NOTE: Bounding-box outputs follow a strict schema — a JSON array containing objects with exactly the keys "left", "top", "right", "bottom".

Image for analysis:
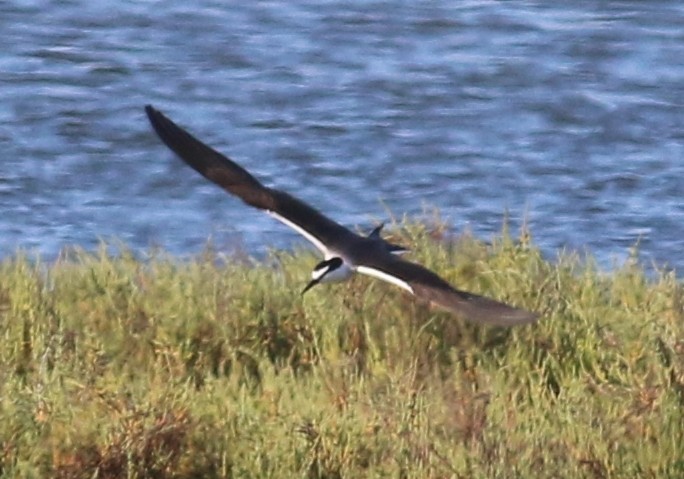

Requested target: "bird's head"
[{"left": 301, "top": 257, "right": 350, "bottom": 294}]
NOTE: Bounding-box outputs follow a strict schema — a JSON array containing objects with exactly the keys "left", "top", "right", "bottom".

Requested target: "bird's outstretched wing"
[
  {"left": 356, "top": 253, "right": 538, "bottom": 326},
  {"left": 145, "top": 105, "right": 357, "bottom": 255},
  {"left": 145, "top": 105, "right": 538, "bottom": 326}
]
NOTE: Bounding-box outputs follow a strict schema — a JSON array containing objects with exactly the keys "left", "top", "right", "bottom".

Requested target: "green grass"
[{"left": 0, "top": 219, "right": 683, "bottom": 478}]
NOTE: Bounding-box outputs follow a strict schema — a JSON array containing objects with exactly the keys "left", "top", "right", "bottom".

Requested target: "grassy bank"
[{"left": 0, "top": 221, "right": 682, "bottom": 478}]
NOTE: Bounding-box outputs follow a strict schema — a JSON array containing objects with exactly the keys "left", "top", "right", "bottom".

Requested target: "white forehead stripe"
[
  {"left": 311, "top": 266, "right": 329, "bottom": 280},
  {"left": 355, "top": 266, "right": 414, "bottom": 293}
]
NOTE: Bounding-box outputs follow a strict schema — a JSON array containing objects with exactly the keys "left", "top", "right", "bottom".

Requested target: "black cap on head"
[{"left": 301, "top": 257, "right": 344, "bottom": 295}]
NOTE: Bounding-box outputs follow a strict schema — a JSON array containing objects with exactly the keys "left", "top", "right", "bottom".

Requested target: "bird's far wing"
[
  {"left": 356, "top": 254, "right": 538, "bottom": 326},
  {"left": 145, "top": 105, "right": 357, "bottom": 255},
  {"left": 145, "top": 105, "right": 267, "bottom": 207}
]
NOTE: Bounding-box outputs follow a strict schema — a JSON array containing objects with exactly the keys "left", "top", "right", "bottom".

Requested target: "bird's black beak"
[{"left": 301, "top": 279, "right": 319, "bottom": 295}]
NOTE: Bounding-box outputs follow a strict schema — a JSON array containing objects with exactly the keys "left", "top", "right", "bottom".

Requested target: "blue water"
[{"left": 1, "top": 1, "right": 683, "bottom": 272}]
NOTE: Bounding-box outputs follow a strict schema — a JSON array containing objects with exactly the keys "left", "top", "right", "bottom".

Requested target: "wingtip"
[
  {"left": 144, "top": 104, "right": 159, "bottom": 121},
  {"left": 460, "top": 296, "right": 539, "bottom": 327},
  {"left": 498, "top": 308, "right": 539, "bottom": 326}
]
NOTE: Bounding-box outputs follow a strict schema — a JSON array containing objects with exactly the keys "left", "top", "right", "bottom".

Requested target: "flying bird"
[{"left": 145, "top": 105, "right": 538, "bottom": 326}]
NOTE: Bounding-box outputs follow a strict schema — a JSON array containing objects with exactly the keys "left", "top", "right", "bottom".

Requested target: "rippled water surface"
[{"left": 2, "top": 1, "right": 683, "bottom": 271}]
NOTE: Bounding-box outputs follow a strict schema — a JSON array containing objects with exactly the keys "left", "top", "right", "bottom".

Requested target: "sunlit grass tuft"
[{"left": 1, "top": 217, "right": 682, "bottom": 478}]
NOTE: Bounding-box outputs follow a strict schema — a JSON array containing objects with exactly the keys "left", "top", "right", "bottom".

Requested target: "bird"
[{"left": 144, "top": 105, "right": 538, "bottom": 326}]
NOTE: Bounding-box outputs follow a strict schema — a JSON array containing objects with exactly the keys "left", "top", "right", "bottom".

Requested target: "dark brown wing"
[
  {"left": 145, "top": 105, "right": 357, "bottom": 254},
  {"left": 357, "top": 251, "right": 538, "bottom": 326}
]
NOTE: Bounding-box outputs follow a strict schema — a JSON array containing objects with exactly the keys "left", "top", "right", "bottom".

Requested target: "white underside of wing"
[
  {"left": 267, "top": 210, "right": 330, "bottom": 257},
  {"left": 355, "top": 265, "right": 414, "bottom": 294}
]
